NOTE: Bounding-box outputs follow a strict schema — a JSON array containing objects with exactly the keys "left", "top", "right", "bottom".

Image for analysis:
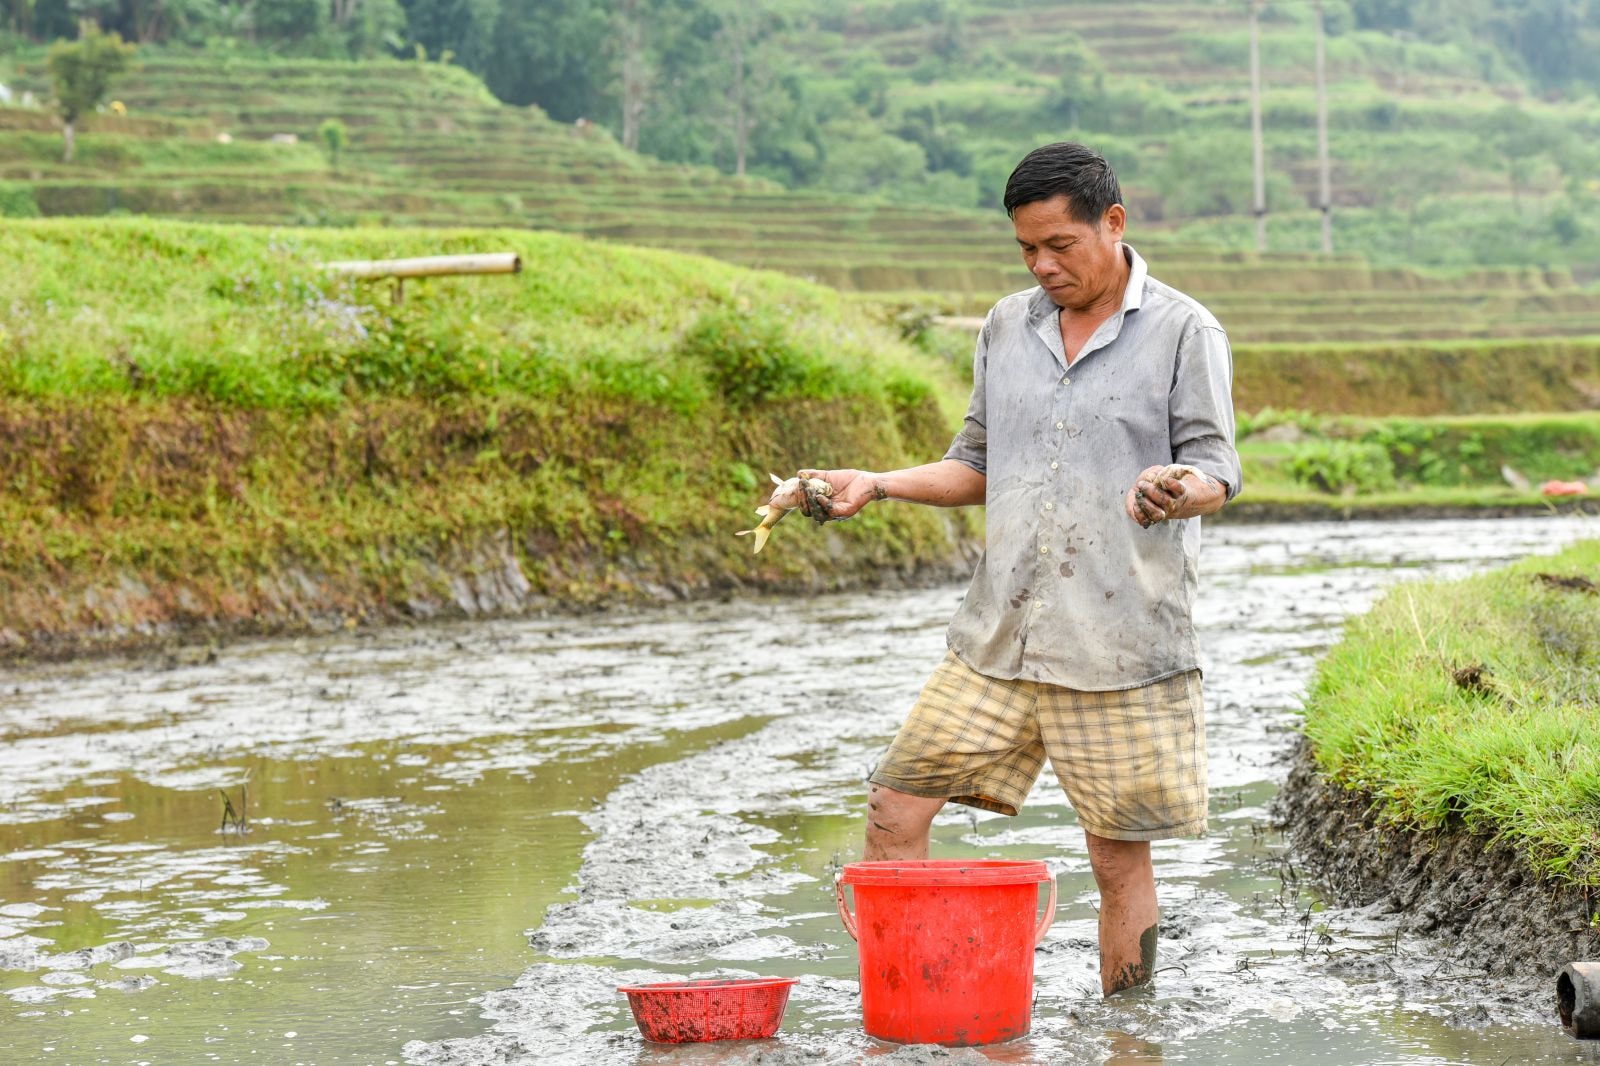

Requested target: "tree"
[
  {"left": 616, "top": 0, "right": 650, "bottom": 151},
  {"left": 1046, "top": 34, "right": 1106, "bottom": 130},
  {"left": 400, "top": 0, "right": 500, "bottom": 73},
  {"left": 319, "top": 117, "right": 348, "bottom": 169},
  {"left": 47, "top": 25, "right": 136, "bottom": 163},
  {"left": 614, "top": 0, "right": 720, "bottom": 160},
  {"left": 1478, "top": 104, "right": 1548, "bottom": 213},
  {"left": 339, "top": 0, "right": 408, "bottom": 57},
  {"left": 710, "top": 0, "right": 783, "bottom": 178},
  {"left": 4, "top": 0, "right": 36, "bottom": 35},
  {"left": 482, "top": 0, "right": 607, "bottom": 117}
]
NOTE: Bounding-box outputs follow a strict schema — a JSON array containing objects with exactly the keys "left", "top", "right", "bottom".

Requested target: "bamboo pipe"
[
  {"left": 1560, "top": 961, "right": 1600, "bottom": 1039},
  {"left": 320, "top": 252, "right": 521, "bottom": 279}
]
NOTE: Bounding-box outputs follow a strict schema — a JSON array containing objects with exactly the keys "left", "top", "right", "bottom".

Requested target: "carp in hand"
[{"left": 736, "top": 473, "right": 833, "bottom": 554}]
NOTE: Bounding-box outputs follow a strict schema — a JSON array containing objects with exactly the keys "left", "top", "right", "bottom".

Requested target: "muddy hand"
[
  {"left": 797, "top": 468, "right": 876, "bottom": 523},
  {"left": 800, "top": 477, "right": 833, "bottom": 525},
  {"left": 1127, "top": 465, "right": 1187, "bottom": 528}
]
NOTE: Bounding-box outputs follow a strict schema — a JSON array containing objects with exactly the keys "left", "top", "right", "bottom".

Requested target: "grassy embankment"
[
  {"left": 1300, "top": 539, "right": 1600, "bottom": 890},
  {"left": 1231, "top": 407, "right": 1600, "bottom": 516},
  {"left": 0, "top": 217, "right": 977, "bottom": 653}
]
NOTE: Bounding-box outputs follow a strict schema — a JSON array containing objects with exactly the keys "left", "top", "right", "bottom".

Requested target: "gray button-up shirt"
[{"left": 943, "top": 244, "right": 1242, "bottom": 691}]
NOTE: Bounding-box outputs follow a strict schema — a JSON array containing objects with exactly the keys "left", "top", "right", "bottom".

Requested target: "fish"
[
  {"left": 736, "top": 473, "right": 833, "bottom": 554},
  {"left": 1156, "top": 463, "right": 1207, "bottom": 487}
]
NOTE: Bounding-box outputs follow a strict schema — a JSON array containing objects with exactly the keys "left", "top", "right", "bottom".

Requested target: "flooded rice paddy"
[{"left": 3, "top": 516, "right": 1599, "bottom": 1065}]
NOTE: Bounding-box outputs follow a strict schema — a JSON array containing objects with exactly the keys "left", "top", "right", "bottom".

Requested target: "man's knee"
[
  {"left": 864, "top": 784, "right": 941, "bottom": 851},
  {"left": 1085, "top": 832, "right": 1153, "bottom": 890}
]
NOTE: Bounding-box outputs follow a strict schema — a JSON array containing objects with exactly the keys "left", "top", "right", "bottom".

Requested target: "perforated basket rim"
[{"left": 616, "top": 976, "right": 799, "bottom": 995}]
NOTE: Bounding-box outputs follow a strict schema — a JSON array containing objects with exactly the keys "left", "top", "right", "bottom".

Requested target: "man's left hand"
[
  {"left": 1127, "top": 466, "right": 1184, "bottom": 528},
  {"left": 1125, "top": 465, "right": 1224, "bottom": 528}
]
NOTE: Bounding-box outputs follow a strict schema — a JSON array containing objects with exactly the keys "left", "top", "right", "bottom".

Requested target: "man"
[{"left": 801, "top": 142, "right": 1241, "bottom": 996}]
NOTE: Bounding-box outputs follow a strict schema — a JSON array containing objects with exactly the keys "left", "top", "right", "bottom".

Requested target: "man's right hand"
[{"left": 797, "top": 468, "right": 883, "bottom": 522}]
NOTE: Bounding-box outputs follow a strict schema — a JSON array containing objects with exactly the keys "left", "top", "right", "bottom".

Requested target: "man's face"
[{"left": 1012, "top": 196, "right": 1126, "bottom": 311}]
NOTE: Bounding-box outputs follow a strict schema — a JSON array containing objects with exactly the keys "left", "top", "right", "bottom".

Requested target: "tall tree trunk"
[
  {"left": 1249, "top": 0, "right": 1267, "bottom": 253},
  {"left": 619, "top": 0, "right": 648, "bottom": 152},
  {"left": 62, "top": 120, "right": 75, "bottom": 163},
  {"left": 731, "top": 23, "right": 747, "bottom": 177},
  {"left": 1315, "top": 0, "right": 1333, "bottom": 254}
]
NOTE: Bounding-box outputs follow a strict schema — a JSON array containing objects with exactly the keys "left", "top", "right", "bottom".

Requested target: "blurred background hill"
[{"left": 2, "top": 1, "right": 1598, "bottom": 340}]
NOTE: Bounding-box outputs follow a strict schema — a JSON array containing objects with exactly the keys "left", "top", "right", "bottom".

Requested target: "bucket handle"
[
  {"left": 835, "top": 878, "right": 858, "bottom": 941},
  {"left": 835, "top": 876, "right": 1059, "bottom": 947},
  {"left": 1035, "top": 876, "right": 1057, "bottom": 945}
]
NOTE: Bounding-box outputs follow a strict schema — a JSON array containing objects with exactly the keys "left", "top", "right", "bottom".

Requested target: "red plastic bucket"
[{"left": 836, "top": 860, "right": 1056, "bottom": 1046}]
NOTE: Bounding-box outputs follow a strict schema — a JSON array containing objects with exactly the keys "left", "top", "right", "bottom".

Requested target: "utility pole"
[
  {"left": 1315, "top": 0, "right": 1333, "bottom": 254},
  {"left": 1249, "top": 0, "right": 1267, "bottom": 252}
]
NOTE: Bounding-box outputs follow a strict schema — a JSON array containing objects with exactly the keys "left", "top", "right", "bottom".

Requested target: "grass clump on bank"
[
  {"left": 1301, "top": 539, "right": 1600, "bottom": 889},
  {"left": 0, "top": 217, "right": 976, "bottom": 651},
  {"left": 1235, "top": 410, "right": 1600, "bottom": 514}
]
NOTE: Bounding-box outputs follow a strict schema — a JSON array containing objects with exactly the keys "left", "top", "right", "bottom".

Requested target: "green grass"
[
  {"left": 1238, "top": 411, "right": 1600, "bottom": 502},
  {"left": 0, "top": 217, "right": 961, "bottom": 417},
  {"left": 1301, "top": 539, "right": 1600, "bottom": 888}
]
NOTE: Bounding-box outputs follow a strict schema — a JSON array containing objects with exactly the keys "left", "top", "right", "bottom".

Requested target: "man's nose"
[{"left": 1032, "top": 253, "right": 1060, "bottom": 278}]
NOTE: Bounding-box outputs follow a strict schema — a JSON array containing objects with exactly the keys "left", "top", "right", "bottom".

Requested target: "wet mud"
[
  {"left": 1276, "top": 740, "right": 1600, "bottom": 977},
  {"left": 2, "top": 516, "right": 1599, "bottom": 1064}
]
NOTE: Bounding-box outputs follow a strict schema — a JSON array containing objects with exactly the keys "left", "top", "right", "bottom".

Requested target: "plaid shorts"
[{"left": 869, "top": 651, "right": 1208, "bottom": 841}]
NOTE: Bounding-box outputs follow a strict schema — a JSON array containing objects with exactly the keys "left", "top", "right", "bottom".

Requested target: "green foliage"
[
  {"left": 46, "top": 26, "right": 134, "bottom": 125},
  {"left": 678, "top": 305, "right": 818, "bottom": 409},
  {"left": 1282, "top": 438, "right": 1396, "bottom": 494},
  {"left": 1301, "top": 538, "right": 1600, "bottom": 887},
  {"left": 1235, "top": 407, "right": 1322, "bottom": 439},
  {"left": 318, "top": 117, "right": 348, "bottom": 169},
  {"left": 0, "top": 180, "right": 40, "bottom": 217},
  {"left": 0, "top": 217, "right": 968, "bottom": 419},
  {"left": 1360, "top": 417, "right": 1600, "bottom": 487}
]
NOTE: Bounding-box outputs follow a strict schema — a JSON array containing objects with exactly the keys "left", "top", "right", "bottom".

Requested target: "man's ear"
[{"left": 1102, "top": 203, "right": 1127, "bottom": 240}]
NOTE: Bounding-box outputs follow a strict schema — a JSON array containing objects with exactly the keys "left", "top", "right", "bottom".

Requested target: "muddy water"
[{"left": 2, "top": 518, "right": 1598, "bottom": 1066}]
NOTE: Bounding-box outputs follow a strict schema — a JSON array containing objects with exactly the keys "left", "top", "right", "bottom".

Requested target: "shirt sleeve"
[
  {"left": 1170, "top": 324, "right": 1243, "bottom": 500},
  {"left": 942, "top": 311, "right": 991, "bottom": 476}
]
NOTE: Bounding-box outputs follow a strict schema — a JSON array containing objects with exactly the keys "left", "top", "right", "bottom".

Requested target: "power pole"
[
  {"left": 1315, "top": 0, "right": 1333, "bottom": 254},
  {"left": 1249, "top": 0, "right": 1267, "bottom": 252}
]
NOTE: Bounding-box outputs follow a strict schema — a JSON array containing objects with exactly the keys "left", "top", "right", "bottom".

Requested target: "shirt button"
[
  {"left": 1055, "top": 421, "right": 1064, "bottom": 430},
  {"left": 1061, "top": 376, "right": 1070, "bottom": 385},
  {"left": 1044, "top": 502, "right": 1054, "bottom": 511},
  {"left": 1040, "top": 546, "right": 1049, "bottom": 555},
  {"left": 1050, "top": 461, "right": 1059, "bottom": 470}
]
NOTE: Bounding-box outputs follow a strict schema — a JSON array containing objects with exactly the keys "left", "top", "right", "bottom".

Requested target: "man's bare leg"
[
  {"left": 1086, "top": 831, "right": 1159, "bottom": 995},
  {"left": 863, "top": 784, "right": 945, "bottom": 860}
]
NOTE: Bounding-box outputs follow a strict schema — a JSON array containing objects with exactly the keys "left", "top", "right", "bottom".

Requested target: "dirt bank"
[
  {"left": 1275, "top": 739, "right": 1600, "bottom": 978},
  {"left": 8, "top": 493, "right": 1596, "bottom": 663},
  {"left": 0, "top": 521, "right": 979, "bottom": 663}
]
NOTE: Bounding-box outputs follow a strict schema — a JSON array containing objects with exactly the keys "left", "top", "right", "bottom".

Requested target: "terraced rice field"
[{"left": 2, "top": 53, "right": 1598, "bottom": 345}]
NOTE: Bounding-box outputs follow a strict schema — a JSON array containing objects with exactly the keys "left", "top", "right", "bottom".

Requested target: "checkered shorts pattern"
[{"left": 869, "top": 650, "right": 1208, "bottom": 841}]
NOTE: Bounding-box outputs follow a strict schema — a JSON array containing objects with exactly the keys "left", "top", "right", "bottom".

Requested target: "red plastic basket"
[{"left": 617, "top": 977, "right": 799, "bottom": 1043}]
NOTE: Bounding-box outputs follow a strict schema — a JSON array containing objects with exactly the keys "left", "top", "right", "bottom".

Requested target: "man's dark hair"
[{"left": 1003, "top": 142, "right": 1122, "bottom": 223}]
